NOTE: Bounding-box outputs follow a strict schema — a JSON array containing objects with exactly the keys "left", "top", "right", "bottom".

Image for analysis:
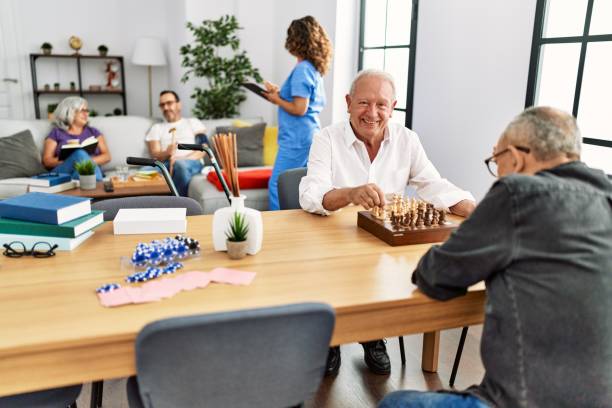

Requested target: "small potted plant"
[
  {"left": 70, "top": 81, "right": 76, "bottom": 91},
  {"left": 89, "top": 109, "right": 98, "bottom": 117},
  {"left": 53, "top": 82, "right": 60, "bottom": 91},
  {"left": 74, "top": 159, "right": 97, "bottom": 190},
  {"left": 225, "top": 211, "right": 249, "bottom": 259},
  {"left": 43, "top": 84, "right": 50, "bottom": 91},
  {"left": 113, "top": 108, "right": 123, "bottom": 116},
  {"left": 98, "top": 45, "right": 108, "bottom": 57},
  {"left": 47, "top": 103, "right": 58, "bottom": 120},
  {"left": 41, "top": 42, "right": 52, "bottom": 55}
]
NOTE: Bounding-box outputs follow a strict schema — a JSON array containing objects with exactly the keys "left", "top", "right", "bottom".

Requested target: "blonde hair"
[
  {"left": 285, "top": 16, "right": 333, "bottom": 75},
  {"left": 53, "top": 97, "right": 88, "bottom": 130}
]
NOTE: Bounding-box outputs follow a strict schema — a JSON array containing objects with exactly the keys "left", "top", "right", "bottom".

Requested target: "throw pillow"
[
  {"left": 0, "top": 130, "right": 46, "bottom": 179},
  {"left": 206, "top": 168, "right": 272, "bottom": 191},
  {"left": 214, "top": 122, "right": 265, "bottom": 167}
]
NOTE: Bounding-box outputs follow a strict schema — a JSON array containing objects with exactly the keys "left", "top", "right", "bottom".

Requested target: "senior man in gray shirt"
[{"left": 379, "top": 106, "right": 612, "bottom": 408}]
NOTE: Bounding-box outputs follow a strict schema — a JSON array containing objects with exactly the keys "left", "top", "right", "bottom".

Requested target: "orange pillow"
[{"left": 206, "top": 169, "right": 272, "bottom": 191}]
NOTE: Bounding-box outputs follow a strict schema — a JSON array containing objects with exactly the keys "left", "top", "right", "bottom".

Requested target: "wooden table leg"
[{"left": 421, "top": 331, "right": 440, "bottom": 372}]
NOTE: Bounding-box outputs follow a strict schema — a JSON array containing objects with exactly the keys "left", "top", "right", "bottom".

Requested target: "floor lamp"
[{"left": 132, "top": 37, "right": 167, "bottom": 117}]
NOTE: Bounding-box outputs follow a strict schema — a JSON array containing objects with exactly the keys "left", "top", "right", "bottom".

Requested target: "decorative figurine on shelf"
[
  {"left": 41, "top": 42, "right": 52, "bottom": 55},
  {"left": 69, "top": 81, "right": 76, "bottom": 91},
  {"left": 98, "top": 44, "right": 108, "bottom": 57},
  {"left": 105, "top": 61, "right": 120, "bottom": 89},
  {"left": 53, "top": 82, "right": 60, "bottom": 91},
  {"left": 69, "top": 35, "right": 82, "bottom": 55},
  {"left": 43, "top": 84, "right": 50, "bottom": 91}
]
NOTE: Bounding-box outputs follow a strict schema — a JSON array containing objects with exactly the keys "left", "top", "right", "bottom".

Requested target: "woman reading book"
[{"left": 42, "top": 96, "right": 111, "bottom": 181}]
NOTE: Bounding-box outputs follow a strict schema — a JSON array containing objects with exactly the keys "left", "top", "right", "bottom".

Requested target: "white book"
[
  {"left": 113, "top": 208, "right": 187, "bottom": 235},
  {"left": 0, "top": 230, "right": 94, "bottom": 251},
  {"left": 29, "top": 181, "right": 77, "bottom": 193}
]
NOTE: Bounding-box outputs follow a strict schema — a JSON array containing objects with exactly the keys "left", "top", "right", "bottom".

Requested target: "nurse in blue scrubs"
[{"left": 264, "top": 15, "right": 333, "bottom": 210}]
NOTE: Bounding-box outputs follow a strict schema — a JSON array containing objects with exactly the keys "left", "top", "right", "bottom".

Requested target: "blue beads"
[
  {"left": 125, "top": 236, "right": 198, "bottom": 283},
  {"left": 96, "top": 283, "right": 121, "bottom": 293}
]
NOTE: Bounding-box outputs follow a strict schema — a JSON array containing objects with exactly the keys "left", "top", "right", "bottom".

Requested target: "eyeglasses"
[
  {"left": 2, "top": 241, "right": 58, "bottom": 258},
  {"left": 78, "top": 108, "right": 89, "bottom": 114},
  {"left": 158, "top": 101, "right": 176, "bottom": 108},
  {"left": 484, "top": 145, "right": 530, "bottom": 177}
]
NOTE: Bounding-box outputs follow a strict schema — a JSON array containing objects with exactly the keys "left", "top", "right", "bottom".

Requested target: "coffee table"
[{"left": 62, "top": 181, "right": 171, "bottom": 200}]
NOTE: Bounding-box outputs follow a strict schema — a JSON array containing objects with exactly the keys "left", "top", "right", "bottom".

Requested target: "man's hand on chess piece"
[
  {"left": 348, "top": 183, "right": 386, "bottom": 210},
  {"left": 449, "top": 199, "right": 476, "bottom": 217}
]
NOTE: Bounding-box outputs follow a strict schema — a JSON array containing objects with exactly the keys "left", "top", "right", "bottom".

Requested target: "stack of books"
[
  {"left": 0, "top": 173, "right": 77, "bottom": 193},
  {"left": 0, "top": 192, "right": 104, "bottom": 250}
]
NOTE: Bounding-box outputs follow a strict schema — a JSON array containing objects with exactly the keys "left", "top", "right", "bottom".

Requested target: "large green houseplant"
[{"left": 180, "top": 15, "right": 263, "bottom": 119}]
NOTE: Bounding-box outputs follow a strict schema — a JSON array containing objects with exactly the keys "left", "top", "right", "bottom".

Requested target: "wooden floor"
[{"left": 75, "top": 326, "right": 484, "bottom": 407}]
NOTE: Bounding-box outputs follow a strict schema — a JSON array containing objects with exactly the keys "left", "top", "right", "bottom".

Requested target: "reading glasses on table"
[{"left": 2, "top": 241, "right": 58, "bottom": 258}]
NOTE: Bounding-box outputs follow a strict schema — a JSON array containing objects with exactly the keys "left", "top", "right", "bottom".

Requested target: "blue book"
[
  {"left": 30, "top": 172, "right": 72, "bottom": 187},
  {"left": 0, "top": 192, "right": 91, "bottom": 225}
]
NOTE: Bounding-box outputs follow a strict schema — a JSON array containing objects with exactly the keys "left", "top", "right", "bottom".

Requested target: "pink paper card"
[
  {"left": 98, "top": 288, "right": 132, "bottom": 307},
  {"left": 208, "top": 267, "right": 256, "bottom": 285}
]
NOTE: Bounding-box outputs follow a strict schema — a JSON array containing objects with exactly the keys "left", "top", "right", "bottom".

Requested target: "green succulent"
[
  {"left": 74, "top": 159, "right": 96, "bottom": 176},
  {"left": 225, "top": 211, "right": 249, "bottom": 242}
]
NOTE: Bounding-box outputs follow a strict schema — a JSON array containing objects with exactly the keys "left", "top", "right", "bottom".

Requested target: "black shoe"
[
  {"left": 362, "top": 339, "right": 390, "bottom": 375},
  {"left": 325, "top": 346, "right": 341, "bottom": 376}
]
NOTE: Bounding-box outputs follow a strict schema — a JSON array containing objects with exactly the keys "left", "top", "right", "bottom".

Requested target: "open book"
[{"left": 59, "top": 136, "right": 98, "bottom": 160}]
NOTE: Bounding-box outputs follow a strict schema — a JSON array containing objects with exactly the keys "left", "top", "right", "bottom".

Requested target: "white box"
[{"left": 113, "top": 208, "right": 187, "bottom": 235}]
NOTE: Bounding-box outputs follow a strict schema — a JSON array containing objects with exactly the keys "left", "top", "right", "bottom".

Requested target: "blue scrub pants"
[
  {"left": 268, "top": 145, "right": 310, "bottom": 211},
  {"left": 378, "top": 391, "right": 489, "bottom": 408},
  {"left": 53, "top": 149, "right": 103, "bottom": 181}
]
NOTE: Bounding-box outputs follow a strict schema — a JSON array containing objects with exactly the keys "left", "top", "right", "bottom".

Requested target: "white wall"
[
  {"left": 413, "top": 0, "right": 537, "bottom": 200},
  {"left": 10, "top": 0, "right": 170, "bottom": 118}
]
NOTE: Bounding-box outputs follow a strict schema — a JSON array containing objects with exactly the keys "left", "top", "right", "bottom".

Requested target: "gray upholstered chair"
[
  {"left": 126, "top": 303, "right": 335, "bottom": 408},
  {"left": 92, "top": 196, "right": 203, "bottom": 221},
  {"left": 0, "top": 384, "right": 82, "bottom": 408},
  {"left": 277, "top": 167, "right": 307, "bottom": 211}
]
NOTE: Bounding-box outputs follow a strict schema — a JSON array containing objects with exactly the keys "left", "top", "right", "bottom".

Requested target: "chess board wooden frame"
[{"left": 357, "top": 211, "right": 458, "bottom": 246}]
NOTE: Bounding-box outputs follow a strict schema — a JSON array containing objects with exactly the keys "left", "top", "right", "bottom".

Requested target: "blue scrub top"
[{"left": 277, "top": 60, "right": 326, "bottom": 149}]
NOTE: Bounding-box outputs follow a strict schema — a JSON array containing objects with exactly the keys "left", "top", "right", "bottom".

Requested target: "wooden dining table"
[{"left": 0, "top": 207, "right": 485, "bottom": 396}]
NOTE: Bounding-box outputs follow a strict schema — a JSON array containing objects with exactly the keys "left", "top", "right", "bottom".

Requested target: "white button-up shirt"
[{"left": 299, "top": 121, "right": 475, "bottom": 215}]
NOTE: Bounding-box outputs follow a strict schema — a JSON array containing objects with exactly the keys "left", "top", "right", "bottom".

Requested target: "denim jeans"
[
  {"left": 167, "top": 159, "right": 203, "bottom": 197},
  {"left": 268, "top": 145, "right": 310, "bottom": 210},
  {"left": 53, "top": 149, "right": 103, "bottom": 181},
  {"left": 378, "top": 391, "right": 489, "bottom": 408}
]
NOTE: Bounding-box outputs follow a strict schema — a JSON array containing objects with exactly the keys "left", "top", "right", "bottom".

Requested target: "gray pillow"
[
  {"left": 213, "top": 122, "right": 265, "bottom": 167},
  {"left": 0, "top": 130, "right": 46, "bottom": 179}
]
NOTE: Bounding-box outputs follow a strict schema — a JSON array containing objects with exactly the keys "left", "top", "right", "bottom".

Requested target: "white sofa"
[{"left": 0, "top": 116, "right": 269, "bottom": 213}]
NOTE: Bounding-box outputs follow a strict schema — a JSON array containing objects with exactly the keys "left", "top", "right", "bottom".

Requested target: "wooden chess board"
[{"left": 357, "top": 211, "right": 458, "bottom": 246}]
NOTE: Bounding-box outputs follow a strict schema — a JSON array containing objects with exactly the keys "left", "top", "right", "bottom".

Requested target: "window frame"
[
  {"left": 525, "top": 0, "right": 612, "bottom": 149},
  {"left": 358, "top": 0, "right": 419, "bottom": 128}
]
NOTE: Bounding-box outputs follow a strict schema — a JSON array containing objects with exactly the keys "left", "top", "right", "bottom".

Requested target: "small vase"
[
  {"left": 226, "top": 240, "right": 248, "bottom": 260},
  {"left": 79, "top": 174, "right": 96, "bottom": 190},
  {"left": 212, "top": 195, "right": 263, "bottom": 255}
]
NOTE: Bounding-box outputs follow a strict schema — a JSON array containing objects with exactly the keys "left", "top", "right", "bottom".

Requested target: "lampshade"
[{"left": 131, "top": 37, "right": 167, "bottom": 66}]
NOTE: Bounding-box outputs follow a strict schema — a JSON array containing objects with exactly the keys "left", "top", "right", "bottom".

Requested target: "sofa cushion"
[
  {"left": 0, "top": 130, "right": 46, "bottom": 179},
  {"left": 206, "top": 168, "right": 272, "bottom": 191},
  {"left": 214, "top": 122, "right": 265, "bottom": 167},
  {"left": 188, "top": 173, "right": 269, "bottom": 214}
]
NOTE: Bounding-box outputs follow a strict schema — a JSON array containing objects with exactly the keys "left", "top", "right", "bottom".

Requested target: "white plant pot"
[
  {"left": 212, "top": 195, "right": 263, "bottom": 255},
  {"left": 79, "top": 174, "right": 96, "bottom": 190}
]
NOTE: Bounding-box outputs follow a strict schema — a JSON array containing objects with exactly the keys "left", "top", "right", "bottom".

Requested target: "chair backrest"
[
  {"left": 134, "top": 302, "right": 335, "bottom": 408},
  {"left": 278, "top": 167, "right": 307, "bottom": 210},
  {"left": 92, "top": 196, "right": 203, "bottom": 221}
]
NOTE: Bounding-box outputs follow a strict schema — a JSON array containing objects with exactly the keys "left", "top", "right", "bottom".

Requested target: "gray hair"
[
  {"left": 349, "top": 69, "right": 396, "bottom": 100},
  {"left": 503, "top": 106, "right": 582, "bottom": 161},
  {"left": 53, "top": 97, "right": 88, "bottom": 130}
]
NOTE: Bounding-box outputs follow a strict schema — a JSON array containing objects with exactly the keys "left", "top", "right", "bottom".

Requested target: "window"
[
  {"left": 526, "top": 0, "right": 612, "bottom": 155},
  {"left": 358, "top": 0, "right": 418, "bottom": 127}
]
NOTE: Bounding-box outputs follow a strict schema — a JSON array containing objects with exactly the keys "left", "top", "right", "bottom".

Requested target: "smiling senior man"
[{"left": 299, "top": 69, "right": 476, "bottom": 376}]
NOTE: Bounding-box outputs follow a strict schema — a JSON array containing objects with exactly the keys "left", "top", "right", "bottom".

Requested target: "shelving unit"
[{"left": 29, "top": 53, "right": 127, "bottom": 119}]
